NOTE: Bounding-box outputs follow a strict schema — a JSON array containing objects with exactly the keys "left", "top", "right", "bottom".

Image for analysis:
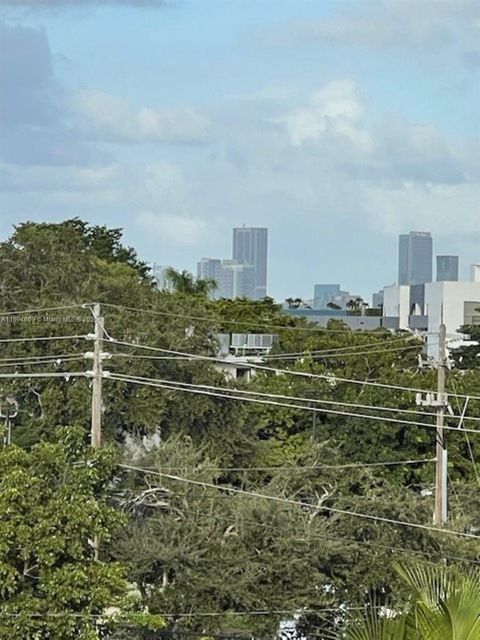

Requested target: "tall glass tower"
[
  {"left": 232, "top": 227, "right": 268, "bottom": 299},
  {"left": 398, "top": 232, "right": 433, "bottom": 285}
]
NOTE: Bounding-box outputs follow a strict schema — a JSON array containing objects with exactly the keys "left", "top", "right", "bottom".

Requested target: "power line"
[
  {"left": 108, "top": 374, "right": 480, "bottom": 436},
  {"left": 99, "top": 302, "right": 397, "bottom": 334},
  {"left": 153, "top": 503, "right": 479, "bottom": 567},
  {"left": 109, "top": 343, "right": 432, "bottom": 363},
  {"left": 1, "top": 605, "right": 380, "bottom": 619},
  {"left": 107, "top": 338, "right": 480, "bottom": 402},
  {"left": 118, "top": 464, "right": 480, "bottom": 541},
  {"left": 0, "top": 334, "right": 88, "bottom": 345},
  {"left": 111, "top": 353, "right": 193, "bottom": 361},
  {"left": 0, "top": 303, "right": 92, "bottom": 318},
  {"left": 131, "top": 458, "right": 436, "bottom": 472},
  {"left": 449, "top": 376, "right": 480, "bottom": 488},
  {"left": 105, "top": 338, "right": 440, "bottom": 396},
  {"left": 263, "top": 344, "right": 425, "bottom": 361},
  {"left": 106, "top": 372, "right": 460, "bottom": 420},
  {"left": 0, "top": 352, "right": 81, "bottom": 363},
  {"left": 264, "top": 337, "right": 463, "bottom": 361},
  {"left": 0, "top": 372, "right": 88, "bottom": 379},
  {"left": 0, "top": 356, "right": 85, "bottom": 369},
  {"left": 263, "top": 335, "right": 420, "bottom": 358}
]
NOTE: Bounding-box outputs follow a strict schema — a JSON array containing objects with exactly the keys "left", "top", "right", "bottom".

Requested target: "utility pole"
[
  {"left": 434, "top": 323, "right": 447, "bottom": 526},
  {"left": 1, "top": 396, "right": 18, "bottom": 446},
  {"left": 91, "top": 303, "right": 104, "bottom": 449},
  {"left": 89, "top": 303, "right": 105, "bottom": 561}
]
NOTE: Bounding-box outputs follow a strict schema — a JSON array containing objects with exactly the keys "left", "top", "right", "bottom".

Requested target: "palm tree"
[
  {"left": 164, "top": 267, "right": 217, "bottom": 296},
  {"left": 398, "top": 564, "right": 480, "bottom": 639},
  {"left": 342, "top": 564, "right": 480, "bottom": 640}
]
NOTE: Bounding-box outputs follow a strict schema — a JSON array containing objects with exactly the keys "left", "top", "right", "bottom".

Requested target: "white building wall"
[
  {"left": 425, "top": 281, "right": 480, "bottom": 358},
  {"left": 470, "top": 264, "right": 480, "bottom": 283},
  {"left": 383, "top": 285, "right": 410, "bottom": 330}
]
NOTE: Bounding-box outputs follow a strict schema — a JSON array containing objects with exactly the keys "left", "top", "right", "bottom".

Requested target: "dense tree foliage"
[
  {"left": 450, "top": 325, "right": 480, "bottom": 370},
  {"left": 0, "top": 427, "right": 126, "bottom": 639},
  {"left": 1, "top": 220, "right": 480, "bottom": 638}
]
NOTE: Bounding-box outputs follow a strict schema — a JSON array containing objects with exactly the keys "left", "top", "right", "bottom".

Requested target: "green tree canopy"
[{"left": 0, "top": 426, "right": 126, "bottom": 640}]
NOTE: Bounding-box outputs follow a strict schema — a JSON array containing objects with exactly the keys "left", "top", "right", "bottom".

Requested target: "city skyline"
[
  {"left": 197, "top": 227, "right": 267, "bottom": 300},
  {"left": 0, "top": 1, "right": 478, "bottom": 301},
  {"left": 192, "top": 226, "right": 476, "bottom": 302}
]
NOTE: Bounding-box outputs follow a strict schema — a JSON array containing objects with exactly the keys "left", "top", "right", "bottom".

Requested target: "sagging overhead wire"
[
  {"left": 0, "top": 303, "right": 93, "bottom": 318},
  {"left": 106, "top": 371, "right": 450, "bottom": 420},
  {"left": 107, "top": 373, "right": 480, "bottom": 436},
  {"left": 0, "top": 355, "right": 86, "bottom": 369},
  {"left": 263, "top": 344, "right": 426, "bottom": 361},
  {"left": 104, "top": 336, "right": 480, "bottom": 401},
  {"left": 0, "top": 372, "right": 88, "bottom": 380},
  {"left": 131, "top": 458, "right": 436, "bottom": 472},
  {"left": 118, "top": 463, "right": 480, "bottom": 541},
  {"left": 99, "top": 301, "right": 414, "bottom": 335},
  {"left": 263, "top": 334, "right": 420, "bottom": 358},
  {"left": 0, "top": 334, "right": 89, "bottom": 345}
]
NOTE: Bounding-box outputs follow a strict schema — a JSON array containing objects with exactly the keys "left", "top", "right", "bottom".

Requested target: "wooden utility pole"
[
  {"left": 434, "top": 323, "right": 447, "bottom": 526},
  {"left": 90, "top": 303, "right": 104, "bottom": 561},
  {"left": 91, "top": 303, "right": 104, "bottom": 449}
]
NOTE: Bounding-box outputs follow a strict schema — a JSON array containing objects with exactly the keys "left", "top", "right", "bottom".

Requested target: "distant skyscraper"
[
  {"left": 232, "top": 227, "right": 268, "bottom": 299},
  {"left": 398, "top": 232, "right": 433, "bottom": 285},
  {"left": 197, "top": 258, "right": 222, "bottom": 281},
  {"left": 219, "top": 260, "right": 255, "bottom": 299},
  {"left": 436, "top": 255, "right": 459, "bottom": 282},
  {"left": 197, "top": 258, "right": 222, "bottom": 297},
  {"left": 313, "top": 284, "right": 341, "bottom": 310}
]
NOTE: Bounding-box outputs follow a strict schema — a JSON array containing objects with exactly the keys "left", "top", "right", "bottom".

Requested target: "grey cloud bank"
[
  {"left": 0, "top": 20, "right": 106, "bottom": 166},
  {"left": 270, "top": 0, "right": 480, "bottom": 64}
]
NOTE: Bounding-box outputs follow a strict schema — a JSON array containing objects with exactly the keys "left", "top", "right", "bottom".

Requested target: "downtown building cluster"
[
  {"left": 283, "top": 230, "right": 480, "bottom": 357},
  {"left": 197, "top": 227, "right": 268, "bottom": 300},
  {"left": 383, "top": 231, "right": 480, "bottom": 356}
]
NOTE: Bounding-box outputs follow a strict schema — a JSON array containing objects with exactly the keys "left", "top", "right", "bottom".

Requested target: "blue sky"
[{"left": 0, "top": 0, "right": 479, "bottom": 300}]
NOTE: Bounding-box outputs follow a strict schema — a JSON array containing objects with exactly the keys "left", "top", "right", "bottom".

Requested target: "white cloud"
[
  {"left": 278, "top": 79, "right": 374, "bottom": 151},
  {"left": 275, "top": 79, "right": 478, "bottom": 188},
  {"left": 74, "top": 90, "right": 210, "bottom": 144},
  {"left": 278, "top": 79, "right": 373, "bottom": 152}
]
